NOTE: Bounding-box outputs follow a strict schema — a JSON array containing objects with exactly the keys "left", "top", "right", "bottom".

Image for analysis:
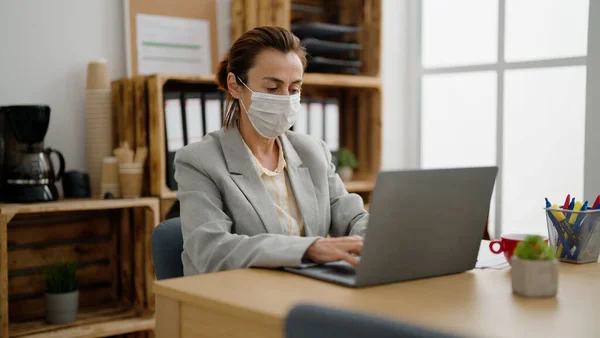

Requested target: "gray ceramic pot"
[
  {"left": 45, "top": 290, "right": 79, "bottom": 324},
  {"left": 511, "top": 257, "right": 558, "bottom": 297},
  {"left": 337, "top": 167, "right": 353, "bottom": 182}
]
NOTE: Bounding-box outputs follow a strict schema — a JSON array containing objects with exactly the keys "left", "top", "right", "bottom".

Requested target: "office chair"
[
  {"left": 151, "top": 217, "right": 184, "bottom": 280},
  {"left": 285, "top": 304, "right": 465, "bottom": 338}
]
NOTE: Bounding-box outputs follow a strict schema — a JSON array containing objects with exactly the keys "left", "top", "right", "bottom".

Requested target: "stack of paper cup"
[
  {"left": 101, "top": 157, "right": 121, "bottom": 198},
  {"left": 119, "top": 163, "right": 144, "bottom": 198},
  {"left": 85, "top": 59, "right": 113, "bottom": 197}
]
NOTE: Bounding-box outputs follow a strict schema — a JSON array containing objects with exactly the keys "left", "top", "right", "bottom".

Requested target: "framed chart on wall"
[{"left": 123, "top": 0, "right": 231, "bottom": 77}]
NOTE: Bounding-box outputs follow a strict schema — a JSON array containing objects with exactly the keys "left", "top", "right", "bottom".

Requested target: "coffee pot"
[{"left": 0, "top": 105, "right": 66, "bottom": 202}]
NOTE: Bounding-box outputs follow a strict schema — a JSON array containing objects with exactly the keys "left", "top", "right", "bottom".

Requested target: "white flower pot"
[
  {"left": 45, "top": 290, "right": 79, "bottom": 324},
  {"left": 337, "top": 167, "right": 353, "bottom": 182},
  {"left": 511, "top": 257, "right": 558, "bottom": 298}
]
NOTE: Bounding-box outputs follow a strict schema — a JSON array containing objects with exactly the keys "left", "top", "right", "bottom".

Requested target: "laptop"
[{"left": 284, "top": 166, "right": 498, "bottom": 288}]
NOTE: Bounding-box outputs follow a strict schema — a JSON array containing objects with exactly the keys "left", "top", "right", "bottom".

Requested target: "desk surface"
[{"left": 154, "top": 263, "right": 600, "bottom": 338}]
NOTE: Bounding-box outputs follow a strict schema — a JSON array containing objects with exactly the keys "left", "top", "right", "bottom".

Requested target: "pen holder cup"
[
  {"left": 545, "top": 208, "right": 600, "bottom": 264},
  {"left": 118, "top": 163, "right": 144, "bottom": 198}
]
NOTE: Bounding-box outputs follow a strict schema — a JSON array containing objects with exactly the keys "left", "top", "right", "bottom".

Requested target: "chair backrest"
[
  {"left": 152, "top": 217, "right": 184, "bottom": 280},
  {"left": 285, "top": 304, "right": 465, "bottom": 338}
]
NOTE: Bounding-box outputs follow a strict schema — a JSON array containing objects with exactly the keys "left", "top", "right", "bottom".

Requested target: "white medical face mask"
[{"left": 238, "top": 77, "right": 301, "bottom": 139}]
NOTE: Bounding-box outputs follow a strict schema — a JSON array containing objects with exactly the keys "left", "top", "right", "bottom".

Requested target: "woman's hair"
[{"left": 217, "top": 26, "right": 307, "bottom": 128}]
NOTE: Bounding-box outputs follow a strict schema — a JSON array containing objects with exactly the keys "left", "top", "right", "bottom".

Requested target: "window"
[{"left": 416, "top": 0, "right": 589, "bottom": 237}]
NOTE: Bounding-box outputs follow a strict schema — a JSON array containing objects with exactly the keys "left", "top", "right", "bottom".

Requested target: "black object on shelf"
[
  {"left": 291, "top": 4, "right": 326, "bottom": 15},
  {"left": 291, "top": 22, "right": 360, "bottom": 39},
  {"left": 302, "top": 38, "right": 362, "bottom": 56},
  {"left": 63, "top": 171, "right": 91, "bottom": 198},
  {"left": 310, "top": 56, "right": 361, "bottom": 67}
]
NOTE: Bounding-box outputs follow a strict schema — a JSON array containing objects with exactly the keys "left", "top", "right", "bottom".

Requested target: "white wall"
[
  {"left": 380, "top": 0, "right": 414, "bottom": 170},
  {"left": 0, "top": 0, "right": 126, "bottom": 172}
]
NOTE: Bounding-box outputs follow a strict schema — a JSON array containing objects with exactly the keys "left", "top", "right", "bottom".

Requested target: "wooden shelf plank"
[
  {"left": 0, "top": 198, "right": 159, "bottom": 218},
  {"left": 149, "top": 73, "right": 381, "bottom": 89},
  {"left": 9, "top": 305, "right": 134, "bottom": 337},
  {"left": 9, "top": 303, "right": 154, "bottom": 338},
  {"left": 155, "top": 73, "right": 216, "bottom": 84},
  {"left": 160, "top": 180, "right": 373, "bottom": 201},
  {"left": 16, "top": 317, "right": 154, "bottom": 338},
  {"left": 344, "top": 180, "right": 375, "bottom": 193},
  {"left": 161, "top": 180, "right": 373, "bottom": 201},
  {"left": 302, "top": 73, "right": 381, "bottom": 89},
  {"left": 161, "top": 191, "right": 178, "bottom": 200}
]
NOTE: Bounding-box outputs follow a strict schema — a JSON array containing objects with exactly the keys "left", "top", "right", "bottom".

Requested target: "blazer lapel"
[
  {"left": 219, "top": 127, "right": 283, "bottom": 235},
  {"left": 280, "top": 134, "right": 320, "bottom": 236}
]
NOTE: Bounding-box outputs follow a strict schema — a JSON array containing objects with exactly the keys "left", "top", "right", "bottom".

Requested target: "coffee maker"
[{"left": 0, "top": 105, "right": 65, "bottom": 202}]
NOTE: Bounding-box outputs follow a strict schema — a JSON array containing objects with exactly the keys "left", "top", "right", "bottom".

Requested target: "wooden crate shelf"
[
  {"left": 0, "top": 198, "right": 160, "bottom": 338},
  {"left": 142, "top": 74, "right": 382, "bottom": 200}
]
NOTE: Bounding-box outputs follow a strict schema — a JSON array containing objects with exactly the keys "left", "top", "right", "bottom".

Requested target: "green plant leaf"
[
  {"left": 336, "top": 148, "right": 358, "bottom": 168},
  {"left": 45, "top": 261, "right": 79, "bottom": 293},
  {"left": 513, "top": 235, "right": 555, "bottom": 261}
]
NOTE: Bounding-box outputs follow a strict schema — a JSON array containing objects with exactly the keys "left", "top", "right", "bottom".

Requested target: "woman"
[{"left": 175, "top": 26, "right": 369, "bottom": 275}]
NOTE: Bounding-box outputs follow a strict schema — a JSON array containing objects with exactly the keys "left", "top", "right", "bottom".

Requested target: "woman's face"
[{"left": 231, "top": 49, "right": 304, "bottom": 124}]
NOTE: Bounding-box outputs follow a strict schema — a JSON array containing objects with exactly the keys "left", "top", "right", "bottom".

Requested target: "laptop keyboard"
[{"left": 324, "top": 261, "right": 357, "bottom": 275}]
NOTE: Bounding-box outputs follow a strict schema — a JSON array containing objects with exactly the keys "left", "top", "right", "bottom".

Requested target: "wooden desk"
[{"left": 153, "top": 263, "right": 600, "bottom": 338}]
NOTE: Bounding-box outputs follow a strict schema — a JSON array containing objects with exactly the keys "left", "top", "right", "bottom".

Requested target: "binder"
[
  {"left": 163, "top": 92, "right": 184, "bottom": 191},
  {"left": 203, "top": 92, "right": 222, "bottom": 134},
  {"left": 293, "top": 102, "right": 309, "bottom": 134},
  {"left": 308, "top": 100, "right": 324, "bottom": 139},
  {"left": 324, "top": 99, "right": 340, "bottom": 151},
  {"left": 183, "top": 93, "right": 204, "bottom": 144}
]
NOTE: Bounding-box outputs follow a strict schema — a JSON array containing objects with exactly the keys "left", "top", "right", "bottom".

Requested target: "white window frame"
[{"left": 408, "top": 0, "right": 588, "bottom": 238}]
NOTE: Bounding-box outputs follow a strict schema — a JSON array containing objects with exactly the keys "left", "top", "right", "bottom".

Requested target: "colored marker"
[
  {"left": 569, "top": 201, "right": 583, "bottom": 224},
  {"left": 549, "top": 204, "right": 575, "bottom": 257},
  {"left": 563, "top": 194, "right": 572, "bottom": 209},
  {"left": 566, "top": 197, "right": 576, "bottom": 219},
  {"left": 592, "top": 195, "right": 600, "bottom": 210},
  {"left": 573, "top": 201, "right": 588, "bottom": 232}
]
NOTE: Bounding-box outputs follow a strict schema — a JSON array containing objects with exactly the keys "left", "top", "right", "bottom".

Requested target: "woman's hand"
[{"left": 303, "top": 236, "right": 364, "bottom": 267}]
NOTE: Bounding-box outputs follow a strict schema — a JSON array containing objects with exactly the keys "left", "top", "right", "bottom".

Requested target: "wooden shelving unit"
[
  {"left": 0, "top": 198, "right": 159, "bottom": 338},
  {"left": 112, "top": 0, "right": 382, "bottom": 219}
]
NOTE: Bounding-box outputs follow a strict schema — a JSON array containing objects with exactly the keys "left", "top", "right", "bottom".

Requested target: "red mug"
[{"left": 489, "top": 234, "right": 548, "bottom": 263}]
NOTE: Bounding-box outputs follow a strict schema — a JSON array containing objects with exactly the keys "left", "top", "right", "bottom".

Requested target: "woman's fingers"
[
  {"left": 328, "top": 235, "right": 363, "bottom": 243},
  {"left": 332, "top": 240, "right": 363, "bottom": 255},
  {"left": 337, "top": 251, "right": 360, "bottom": 267},
  {"left": 304, "top": 236, "right": 364, "bottom": 265}
]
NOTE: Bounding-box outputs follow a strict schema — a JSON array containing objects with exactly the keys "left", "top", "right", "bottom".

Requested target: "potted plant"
[
  {"left": 511, "top": 235, "right": 558, "bottom": 298},
  {"left": 336, "top": 148, "right": 358, "bottom": 182},
  {"left": 45, "top": 261, "right": 79, "bottom": 324}
]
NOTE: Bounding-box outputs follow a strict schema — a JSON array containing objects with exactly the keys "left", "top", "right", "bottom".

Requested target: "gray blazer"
[{"left": 174, "top": 126, "right": 369, "bottom": 275}]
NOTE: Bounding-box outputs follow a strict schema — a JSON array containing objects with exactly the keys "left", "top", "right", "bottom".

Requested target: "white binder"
[
  {"left": 164, "top": 96, "right": 184, "bottom": 152},
  {"left": 184, "top": 94, "right": 204, "bottom": 144},
  {"left": 204, "top": 93, "right": 222, "bottom": 133},
  {"left": 308, "top": 101, "right": 324, "bottom": 139},
  {"left": 294, "top": 102, "right": 309, "bottom": 134},
  {"left": 324, "top": 99, "right": 340, "bottom": 151}
]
